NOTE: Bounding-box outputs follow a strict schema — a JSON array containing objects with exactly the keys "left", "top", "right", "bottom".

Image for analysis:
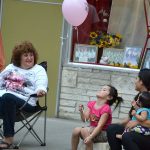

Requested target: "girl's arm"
[
  {"left": 79, "top": 105, "right": 90, "bottom": 122},
  {"left": 89, "top": 113, "right": 109, "bottom": 139},
  {"left": 132, "top": 110, "right": 148, "bottom": 122}
]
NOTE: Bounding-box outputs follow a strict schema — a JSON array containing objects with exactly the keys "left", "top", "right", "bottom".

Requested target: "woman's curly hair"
[{"left": 11, "top": 41, "right": 38, "bottom": 67}]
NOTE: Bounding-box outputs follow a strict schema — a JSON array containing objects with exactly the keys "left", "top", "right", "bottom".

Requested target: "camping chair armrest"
[{"left": 19, "top": 94, "right": 38, "bottom": 110}]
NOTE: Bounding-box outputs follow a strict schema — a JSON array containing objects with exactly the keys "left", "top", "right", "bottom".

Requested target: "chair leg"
[
  {"left": 0, "top": 121, "right": 4, "bottom": 139},
  {"left": 15, "top": 111, "right": 46, "bottom": 147},
  {"left": 0, "top": 129, "right": 3, "bottom": 140},
  {"left": 42, "top": 110, "right": 47, "bottom": 146},
  {"left": 0, "top": 109, "right": 47, "bottom": 148},
  {"left": 15, "top": 111, "right": 41, "bottom": 134}
]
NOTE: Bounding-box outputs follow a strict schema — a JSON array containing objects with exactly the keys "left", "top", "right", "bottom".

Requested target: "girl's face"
[
  {"left": 135, "top": 77, "right": 143, "bottom": 91},
  {"left": 20, "top": 52, "right": 34, "bottom": 69},
  {"left": 96, "top": 85, "right": 111, "bottom": 100}
]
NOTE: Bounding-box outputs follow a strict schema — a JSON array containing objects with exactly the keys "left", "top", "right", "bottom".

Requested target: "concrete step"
[{"left": 78, "top": 141, "right": 110, "bottom": 150}]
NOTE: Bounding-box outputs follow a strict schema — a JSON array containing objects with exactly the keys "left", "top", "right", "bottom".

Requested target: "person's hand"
[
  {"left": 131, "top": 100, "right": 139, "bottom": 110},
  {"left": 131, "top": 100, "right": 136, "bottom": 107},
  {"left": 125, "top": 120, "right": 138, "bottom": 129},
  {"left": 131, "top": 110, "right": 136, "bottom": 116},
  {"left": 84, "top": 135, "right": 92, "bottom": 144},
  {"left": 79, "top": 104, "right": 84, "bottom": 112},
  {"left": 37, "top": 90, "right": 46, "bottom": 97}
]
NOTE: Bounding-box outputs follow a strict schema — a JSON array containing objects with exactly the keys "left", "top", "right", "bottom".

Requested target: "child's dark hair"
[
  {"left": 138, "top": 91, "right": 150, "bottom": 108},
  {"left": 107, "top": 85, "right": 123, "bottom": 109},
  {"left": 129, "top": 92, "right": 150, "bottom": 118}
]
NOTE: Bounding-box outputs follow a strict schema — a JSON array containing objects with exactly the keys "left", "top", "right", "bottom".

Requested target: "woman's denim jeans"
[{"left": 0, "top": 93, "right": 37, "bottom": 137}]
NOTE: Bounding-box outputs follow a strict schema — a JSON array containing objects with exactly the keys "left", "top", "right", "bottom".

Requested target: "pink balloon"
[{"left": 62, "top": 0, "right": 89, "bottom": 26}]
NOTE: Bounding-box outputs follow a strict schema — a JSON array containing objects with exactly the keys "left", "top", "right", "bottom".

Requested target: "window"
[
  {"left": 62, "top": 0, "right": 150, "bottom": 70},
  {"left": 71, "top": 0, "right": 112, "bottom": 63}
]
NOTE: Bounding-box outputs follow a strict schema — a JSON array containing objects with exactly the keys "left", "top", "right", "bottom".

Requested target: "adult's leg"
[
  {"left": 1, "top": 93, "right": 36, "bottom": 137},
  {"left": 0, "top": 93, "right": 36, "bottom": 146},
  {"left": 107, "top": 124, "right": 125, "bottom": 150},
  {"left": 71, "top": 127, "right": 82, "bottom": 150},
  {"left": 122, "top": 131, "right": 150, "bottom": 150}
]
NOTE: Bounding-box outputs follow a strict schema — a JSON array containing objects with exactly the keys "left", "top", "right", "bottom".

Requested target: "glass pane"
[
  {"left": 66, "top": 0, "right": 148, "bottom": 70},
  {"left": 71, "top": 0, "right": 112, "bottom": 63}
]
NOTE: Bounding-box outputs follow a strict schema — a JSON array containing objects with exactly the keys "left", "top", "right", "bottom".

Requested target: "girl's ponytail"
[
  {"left": 107, "top": 85, "right": 123, "bottom": 110},
  {"left": 114, "top": 96, "right": 123, "bottom": 109}
]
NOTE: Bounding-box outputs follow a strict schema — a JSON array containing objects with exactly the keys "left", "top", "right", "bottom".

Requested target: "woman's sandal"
[{"left": 0, "top": 140, "right": 13, "bottom": 149}]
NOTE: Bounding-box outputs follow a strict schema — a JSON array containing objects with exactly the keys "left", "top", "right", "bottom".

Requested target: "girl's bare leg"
[
  {"left": 71, "top": 127, "right": 82, "bottom": 150},
  {"left": 86, "top": 142, "right": 93, "bottom": 150},
  {"left": 81, "top": 127, "right": 93, "bottom": 150}
]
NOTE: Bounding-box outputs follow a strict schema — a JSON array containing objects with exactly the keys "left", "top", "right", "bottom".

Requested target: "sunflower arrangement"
[{"left": 89, "top": 31, "right": 122, "bottom": 48}]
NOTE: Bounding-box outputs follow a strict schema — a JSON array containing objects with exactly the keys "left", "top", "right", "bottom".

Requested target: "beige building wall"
[
  {"left": 59, "top": 66, "right": 138, "bottom": 122},
  {"left": 1, "top": 0, "right": 63, "bottom": 117}
]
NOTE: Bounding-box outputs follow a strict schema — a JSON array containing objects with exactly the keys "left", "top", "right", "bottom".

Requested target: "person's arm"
[
  {"left": 119, "top": 117, "right": 130, "bottom": 126},
  {"left": 125, "top": 120, "right": 138, "bottom": 129},
  {"left": 84, "top": 113, "right": 109, "bottom": 144},
  {"left": 35, "top": 65, "right": 48, "bottom": 96},
  {"left": 127, "top": 109, "right": 150, "bottom": 128},
  {"left": 0, "top": 64, "right": 12, "bottom": 87},
  {"left": 132, "top": 110, "right": 147, "bottom": 122},
  {"left": 91, "top": 113, "right": 108, "bottom": 138},
  {"left": 138, "top": 120, "right": 150, "bottom": 128},
  {"left": 79, "top": 105, "right": 90, "bottom": 122},
  {"left": 125, "top": 119, "right": 150, "bottom": 129}
]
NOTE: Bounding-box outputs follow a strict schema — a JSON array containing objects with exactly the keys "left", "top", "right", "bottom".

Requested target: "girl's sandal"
[{"left": 0, "top": 141, "right": 13, "bottom": 149}]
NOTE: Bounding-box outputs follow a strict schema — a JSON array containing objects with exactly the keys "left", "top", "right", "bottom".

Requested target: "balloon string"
[{"left": 74, "top": 26, "right": 79, "bottom": 44}]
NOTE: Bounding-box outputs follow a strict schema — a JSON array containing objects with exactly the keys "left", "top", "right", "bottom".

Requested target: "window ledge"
[{"left": 65, "top": 62, "right": 139, "bottom": 73}]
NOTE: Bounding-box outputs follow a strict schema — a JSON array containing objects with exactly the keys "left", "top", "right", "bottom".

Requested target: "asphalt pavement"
[{"left": 14, "top": 117, "right": 82, "bottom": 150}]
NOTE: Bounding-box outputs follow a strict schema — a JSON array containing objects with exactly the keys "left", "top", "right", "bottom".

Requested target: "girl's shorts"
[
  {"left": 93, "top": 131, "right": 107, "bottom": 143},
  {"left": 85, "top": 126, "right": 107, "bottom": 143}
]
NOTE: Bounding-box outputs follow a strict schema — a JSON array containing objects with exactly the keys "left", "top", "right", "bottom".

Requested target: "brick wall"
[{"left": 58, "top": 66, "right": 138, "bottom": 122}]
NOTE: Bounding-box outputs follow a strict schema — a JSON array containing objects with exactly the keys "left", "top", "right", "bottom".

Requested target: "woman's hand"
[
  {"left": 125, "top": 120, "right": 138, "bottom": 129},
  {"left": 131, "top": 100, "right": 139, "bottom": 110},
  {"left": 37, "top": 90, "right": 46, "bottom": 97},
  {"left": 138, "top": 120, "right": 150, "bottom": 128}
]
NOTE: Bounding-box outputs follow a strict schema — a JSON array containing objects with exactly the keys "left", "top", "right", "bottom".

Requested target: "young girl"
[
  {"left": 116, "top": 91, "right": 150, "bottom": 139},
  {"left": 71, "top": 85, "right": 123, "bottom": 150}
]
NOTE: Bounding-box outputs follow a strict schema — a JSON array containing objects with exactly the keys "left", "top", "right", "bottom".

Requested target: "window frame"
[{"left": 61, "top": 19, "right": 139, "bottom": 73}]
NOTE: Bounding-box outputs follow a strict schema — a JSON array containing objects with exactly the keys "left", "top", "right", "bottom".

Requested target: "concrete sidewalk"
[{"left": 15, "top": 117, "right": 82, "bottom": 150}]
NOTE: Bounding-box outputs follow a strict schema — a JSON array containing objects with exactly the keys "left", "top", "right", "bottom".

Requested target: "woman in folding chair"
[{"left": 0, "top": 41, "right": 48, "bottom": 149}]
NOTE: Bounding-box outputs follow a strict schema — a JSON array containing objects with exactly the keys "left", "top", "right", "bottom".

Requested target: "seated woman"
[
  {"left": 116, "top": 91, "right": 150, "bottom": 139},
  {"left": 0, "top": 41, "right": 48, "bottom": 149},
  {"left": 107, "top": 68, "right": 150, "bottom": 150}
]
